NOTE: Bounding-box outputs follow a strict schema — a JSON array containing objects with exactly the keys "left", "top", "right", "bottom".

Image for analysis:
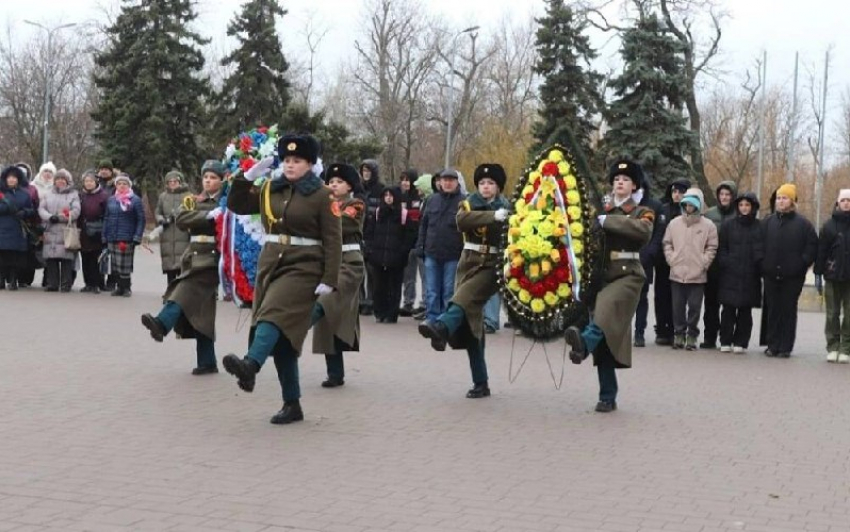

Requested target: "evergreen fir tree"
[
  {"left": 93, "top": 0, "right": 211, "bottom": 192},
  {"left": 212, "top": 0, "right": 291, "bottom": 144},
  {"left": 601, "top": 13, "right": 697, "bottom": 193},
  {"left": 532, "top": 0, "right": 604, "bottom": 160}
]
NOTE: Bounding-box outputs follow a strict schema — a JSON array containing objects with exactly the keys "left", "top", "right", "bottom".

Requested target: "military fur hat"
[
  {"left": 606, "top": 158, "right": 645, "bottom": 189},
  {"left": 200, "top": 160, "right": 226, "bottom": 178},
  {"left": 473, "top": 163, "right": 507, "bottom": 190},
  {"left": 324, "top": 162, "right": 361, "bottom": 193},
  {"left": 278, "top": 134, "right": 320, "bottom": 164}
]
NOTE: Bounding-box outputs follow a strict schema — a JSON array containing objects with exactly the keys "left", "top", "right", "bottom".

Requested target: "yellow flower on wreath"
[
  {"left": 519, "top": 289, "right": 532, "bottom": 304},
  {"left": 508, "top": 278, "right": 521, "bottom": 292},
  {"left": 557, "top": 283, "right": 572, "bottom": 299},
  {"left": 572, "top": 239, "right": 584, "bottom": 255},
  {"left": 515, "top": 198, "right": 528, "bottom": 215},
  {"left": 529, "top": 171, "right": 541, "bottom": 184},
  {"left": 531, "top": 298, "right": 546, "bottom": 313},
  {"left": 548, "top": 150, "right": 564, "bottom": 163},
  {"left": 557, "top": 161, "right": 572, "bottom": 176},
  {"left": 517, "top": 234, "right": 553, "bottom": 259},
  {"left": 520, "top": 219, "right": 536, "bottom": 237},
  {"left": 544, "top": 291, "right": 559, "bottom": 306},
  {"left": 566, "top": 190, "right": 580, "bottom": 205},
  {"left": 536, "top": 220, "right": 555, "bottom": 239},
  {"left": 565, "top": 175, "right": 577, "bottom": 190},
  {"left": 567, "top": 205, "right": 581, "bottom": 221},
  {"left": 570, "top": 221, "right": 584, "bottom": 238},
  {"left": 522, "top": 185, "right": 534, "bottom": 197}
]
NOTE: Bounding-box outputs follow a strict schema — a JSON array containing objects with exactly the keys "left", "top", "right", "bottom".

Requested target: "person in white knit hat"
[
  {"left": 814, "top": 189, "right": 850, "bottom": 363},
  {"left": 32, "top": 162, "right": 57, "bottom": 201}
]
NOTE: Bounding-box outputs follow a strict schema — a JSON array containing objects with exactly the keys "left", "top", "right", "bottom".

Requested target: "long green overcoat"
[
  {"left": 592, "top": 199, "right": 654, "bottom": 368},
  {"left": 163, "top": 192, "right": 220, "bottom": 340},
  {"left": 155, "top": 186, "right": 192, "bottom": 272},
  {"left": 227, "top": 174, "right": 342, "bottom": 355},
  {"left": 313, "top": 196, "right": 366, "bottom": 353},
  {"left": 447, "top": 194, "right": 507, "bottom": 349}
]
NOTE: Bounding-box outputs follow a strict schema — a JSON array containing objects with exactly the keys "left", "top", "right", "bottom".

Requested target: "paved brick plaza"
[{"left": 1, "top": 248, "right": 848, "bottom": 532}]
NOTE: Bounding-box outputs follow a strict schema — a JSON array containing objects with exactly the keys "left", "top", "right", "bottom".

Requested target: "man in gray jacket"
[{"left": 662, "top": 187, "right": 719, "bottom": 350}]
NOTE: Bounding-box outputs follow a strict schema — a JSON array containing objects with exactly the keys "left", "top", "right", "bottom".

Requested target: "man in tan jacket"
[{"left": 662, "top": 187, "right": 718, "bottom": 350}]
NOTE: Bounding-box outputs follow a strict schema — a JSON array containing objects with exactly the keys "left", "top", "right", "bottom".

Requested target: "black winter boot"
[
  {"left": 222, "top": 354, "right": 260, "bottom": 392},
  {"left": 270, "top": 400, "right": 304, "bottom": 425}
]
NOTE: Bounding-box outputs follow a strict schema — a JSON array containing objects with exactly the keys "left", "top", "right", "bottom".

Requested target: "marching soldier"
[
  {"left": 140, "top": 160, "right": 226, "bottom": 375},
  {"left": 312, "top": 163, "right": 366, "bottom": 387},
  {"left": 222, "top": 134, "right": 342, "bottom": 425},
  {"left": 564, "top": 159, "right": 654, "bottom": 412},
  {"left": 418, "top": 163, "right": 510, "bottom": 398}
]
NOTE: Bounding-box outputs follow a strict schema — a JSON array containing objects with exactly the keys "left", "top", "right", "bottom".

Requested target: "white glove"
[
  {"left": 494, "top": 208, "right": 509, "bottom": 222},
  {"left": 243, "top": 156, "right": 275, "bottom": 181},
  {"left": 314, "top": 283, "right": 334, "bottom": 296},
  {"left": 597, "top": 215, "right": 607, "bottom": 227},
  {"left": 206, "top": 207, "right": 222, "bottom": 220},
  {"left": 225, "top": 143, "right": 236, "bottom": 160}
]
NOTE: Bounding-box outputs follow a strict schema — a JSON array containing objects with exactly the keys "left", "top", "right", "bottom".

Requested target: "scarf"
[
  {"left": 467, "top": 193, "right": 508, "bottom": 211},
  {"left": 116, "top": 188, "right": 134, "bottom": 212}
]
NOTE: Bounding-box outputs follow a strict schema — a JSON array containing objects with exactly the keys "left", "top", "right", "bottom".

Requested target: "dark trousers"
[
  {"left": 0, "top": 250, "right": 26, "bottom": 288},
  {"left": 702, "top": 268, "right": 721, "bottom": 344},
  {"left": 372, "top": 265, "right": 405, "bottom": 321},
  {"left": 635, "top": 280, "right": 650, "bottom": 335},
  {"left": 597, "top": 364, "right": 618, "bottom": 403},
  {"left": 247, "top": 321, "right": 300, "bottom": 402},
  {"left": 719, "top": 306, "right": 753, "bottom": 348},
  {"left": 763, "top": 276, "right": 805, "bottom": 354},
  {"left": 156, "top": 301, "right": 217, "bottom": 369},
  {"left": 654, "top": 263, "right": 674, "bottom": 338},
  {"left": 17, "top": 248, "right": 37, "bottom": 286},
  {"left": 325, "top": 353, "right": 345, "bottom": 380},
  {"left": 440, "top": 303, "right": 490, "bottom": 385},
  {"left": 825, "top": 280, "right": 850, "bottom": 354},
  {"left": 81, "top": 250, "right": 104, "bottom": 289},
  {"left": 671, "top": 282, "right": 705, "bottom": 338},
  {"left": 361, "top": 262, "right": 377, "bottom": 311},
  {"left": 45, "top": 258, "right": 73, "bottom": 291}
]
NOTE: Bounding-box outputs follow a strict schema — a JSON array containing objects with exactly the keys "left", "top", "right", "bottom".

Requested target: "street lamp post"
[
  {"left": 444, "top": 25, "right": 479, "bottom": 170},
  {"left": 24, "top": 20, "right": 78, "bottom": 165}
]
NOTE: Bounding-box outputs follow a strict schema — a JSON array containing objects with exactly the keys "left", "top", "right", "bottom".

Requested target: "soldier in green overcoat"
[
  {"left": 222, "top": 134, "right": 342, "bottom": 425},
  {"left": 140, "top": 160, "right": 226, "bottom": 375},
  {"left": 418, "top": 163, "right": 510, "bottom": 398},
  {"left": 565, "top": 159, "right": 655, "bottom": 412},
  {"left": 311, "top": 163, "right": 366, "bottom": 387}
]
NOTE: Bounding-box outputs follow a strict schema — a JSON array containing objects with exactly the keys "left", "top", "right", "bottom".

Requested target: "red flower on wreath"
[
  {"left": 239, "top": 157, "right": 256, "bottom": 172},
  {"left": 530, "top": 282, "right": 546, "bottom": 298},
  {"left": 542, "top": 161, "right": 559, "bottom": 177},
  {"left": 510, "top": 266, "right": 524, "bottom": 279},
  {"left": 239, "top": 136, "right": 253, "bottom": 152},
  {"left": 519, "top": 277, "right": 532, "bottom": 290},
  {"left": 544, "top": 276, "right": 559, "bottom": 292},
  {"left": 554, "top": 267, "right": 569, "bottom": 283},
  {"left": 257, "top": 126, "right": 268, "bottom": 134}
]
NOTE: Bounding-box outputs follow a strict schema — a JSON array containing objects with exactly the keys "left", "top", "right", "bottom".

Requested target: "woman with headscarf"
[
  {"left": 38, "top": 169, "right": 81, "bottom": 292},
  {"left": 78, "top": 170, "right": 109, "bottom": 293},
  {"left": 0, "top": 166, "right": 35, "bottom": 290},
  {"left": 102, "top": 173, "right": 146, "bottom": 296},
  {"left": 154, "top": 170, "right": 192, "bottom": 284},
  {"left": 223, "top": 134, "right": 342, "bottom": 425}
]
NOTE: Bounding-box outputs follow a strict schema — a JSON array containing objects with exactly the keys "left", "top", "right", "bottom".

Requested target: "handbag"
[{"left": 64, "top": 219, "right": 82, "bottom": 251}]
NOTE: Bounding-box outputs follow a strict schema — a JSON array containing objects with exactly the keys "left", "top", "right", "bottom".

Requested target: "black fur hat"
[
  {"left": 324, "top": 163, "right": 361, "bottom": 193},
  {"left": 606, "top": 158, "right": 645, "bottom": 189},
  {"left": 278, "top": 134, "right": 320, "bottom": 164},
  {"left": 473, "top": 163, "right": 507, "bottom": 190}
]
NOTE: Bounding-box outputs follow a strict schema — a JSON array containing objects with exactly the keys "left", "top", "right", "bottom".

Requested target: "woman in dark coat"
[
  {"left": 0, "top": 166, "right": 35, "bottom": 290},
  {"left": 102, "top": 173, "right": 146, "bottom": 296},
  {"left": 717, "top": 193, "right": 763, "bottom": 353},
  {"left": 223, "top": 134, "right": 342, "bottom": 425},
  {"left": 365, "top": 187, "right": 416, "bottom": 323},
  {"left": 78, "top": 170, "right": 109, "bottom": 293}
]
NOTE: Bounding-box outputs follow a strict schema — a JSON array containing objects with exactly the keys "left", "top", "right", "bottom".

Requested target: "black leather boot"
[
  {"left": 222, "top": 354, "right": 259, "bottom": 392},
  {"left": 466, "top": 383, "right": 491, "bottom": 399},
  {"left": 321, "top": 376, "right": 345, "bottom": 388},
  {"left": 565, "top": 326, "right": 587, "bottom": 365},
  {"left": 270, "top": 400, "right": 304, "bottom": 425},
  {"left": 417, "top": 320, "right": 448, "bottom": 351},
  {"left": 141, "top": 313, "right": 167, "bottom": 342}
]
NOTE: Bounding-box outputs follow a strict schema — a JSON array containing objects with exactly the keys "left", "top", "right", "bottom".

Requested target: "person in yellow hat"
[{"left": 760, "top": 183, "right": 818, "bottom": 358}]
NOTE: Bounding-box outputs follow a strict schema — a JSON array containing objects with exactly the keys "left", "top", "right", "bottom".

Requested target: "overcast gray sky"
[{"left": 3, "top": 0, "right": 848, "bottom": 116}]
